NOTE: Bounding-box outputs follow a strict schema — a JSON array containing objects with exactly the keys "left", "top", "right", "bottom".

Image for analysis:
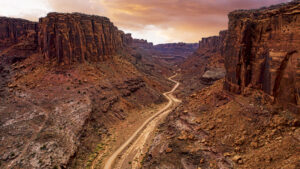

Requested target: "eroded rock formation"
[
  {"left": 0, "top": 13, "right": 172, "bottom": 169},
  {"left": 224, "top": 1, "right": 300, "bottom": 110},
  {"left": 38, "top": 13, "right": 125, "bottom": 64},
  {"left": 0, "top": 17, "right": 37, "bottom": 50},
  {"left": 198, "top": 30, "right": 227, "bottom": 54}
]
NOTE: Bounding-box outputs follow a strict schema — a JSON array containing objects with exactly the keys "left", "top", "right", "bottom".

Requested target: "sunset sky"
[{"left": 0, "top": 0, "right": 291, "bottom": 44}]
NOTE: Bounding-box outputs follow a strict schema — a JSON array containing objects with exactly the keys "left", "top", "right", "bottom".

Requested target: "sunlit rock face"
[
  {"left": 38, "top": 13, "right": 126, "bottom": 65},
  {"left": 224, "top": 1, "right": 300, "bottom": 110}
]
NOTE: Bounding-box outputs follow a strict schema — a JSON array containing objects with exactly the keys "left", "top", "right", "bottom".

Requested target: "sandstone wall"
[
  {"left": 0, "top": 17, "right": 37, "bottom": 49},
  {"left": 198, "top": 30, "right": 227, "bottom": 53},
  {"left": 224, "top": 1, "right": 300, "bottom": 109},
  {"left": 38, "top": 13, "right": 125, "bottom": 64}
]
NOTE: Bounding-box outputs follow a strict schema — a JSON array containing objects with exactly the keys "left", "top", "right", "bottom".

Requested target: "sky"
[{"left": 0, "top": 0, "right": 291, "bottom": 44}]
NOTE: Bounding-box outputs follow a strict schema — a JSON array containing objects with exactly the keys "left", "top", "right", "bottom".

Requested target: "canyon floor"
[{"left": 103, "top": 74, "right": 181, "bottom": 169}]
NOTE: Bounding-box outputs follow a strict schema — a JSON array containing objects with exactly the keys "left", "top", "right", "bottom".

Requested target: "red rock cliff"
[
  {"left": 38, "top": 13, "right": 125, "bottom": 64},
  {"left": 224, "top": 1, "right": 300, "bottom": 110},
  {"left": 0, "top": 17, "right": 37, "bottom": 49},
  {"left": 198, "top": 30, "right": 227, "bottom": 54}
]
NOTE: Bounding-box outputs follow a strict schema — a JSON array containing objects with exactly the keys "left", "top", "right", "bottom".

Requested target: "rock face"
[
  {"left": 0, "top": 17, "right": 38, "bottom": 49},
  {"left": 196, "top": 30, "right": 227, "bottom": 68},
  {"left": 198, "top": 30, "right": 227, "bottom": 54},
  {"left": 224, "top": 1, "right": 300, "bottom": 110},
  {"left": 38, "top": 13, "right": 125, "bottom": 64}
]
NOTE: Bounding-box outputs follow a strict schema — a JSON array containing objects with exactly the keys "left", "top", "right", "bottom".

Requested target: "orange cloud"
[
  {"left": 98, "top": 0, "right": 290, "bottom": 43},
  {"left": 11, "top": 0, "right": 291, "bottom": 44}
]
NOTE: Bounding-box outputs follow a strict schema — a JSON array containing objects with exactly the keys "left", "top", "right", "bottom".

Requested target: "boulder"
[{"left": 201, "top": 68, "right": 226, "bottom": 85}]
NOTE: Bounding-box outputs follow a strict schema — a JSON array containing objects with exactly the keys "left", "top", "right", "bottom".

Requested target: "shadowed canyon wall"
[
  {"left": 0, "top": 17, "right": 37, "bottom": 50},
  {"left": 224, "top": 1, "right": 300, "bottom": 110}
]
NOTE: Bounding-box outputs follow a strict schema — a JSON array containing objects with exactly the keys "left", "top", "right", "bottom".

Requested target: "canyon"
[
  {"left": 172, "top": 30, "right": 227, "bottom": 99},
  {"left": 128, "top": 38, "right": 198, "bottom": 66},
  {"left": 142, "top": 1, "right": 300, "bottom": 169},
  {"left": 0, "top": 13, "right": 173, "bottom": 169},
  {"left": 0, "top": 0, "right": 299, "bottom": 169}
]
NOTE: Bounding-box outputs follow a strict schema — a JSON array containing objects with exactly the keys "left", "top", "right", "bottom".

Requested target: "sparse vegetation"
[{"left": 85, "top": 143, "right": 105, "bottom": 168}]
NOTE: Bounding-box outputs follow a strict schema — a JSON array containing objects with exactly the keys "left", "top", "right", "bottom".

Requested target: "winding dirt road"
[{"left": 102, "top": 74, "right": 181, "bottom": 169}]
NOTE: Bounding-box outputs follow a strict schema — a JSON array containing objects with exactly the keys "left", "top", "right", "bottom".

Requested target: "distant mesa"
[{"left": 38, "top": 13, "right": 127, "bottom": 65}]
